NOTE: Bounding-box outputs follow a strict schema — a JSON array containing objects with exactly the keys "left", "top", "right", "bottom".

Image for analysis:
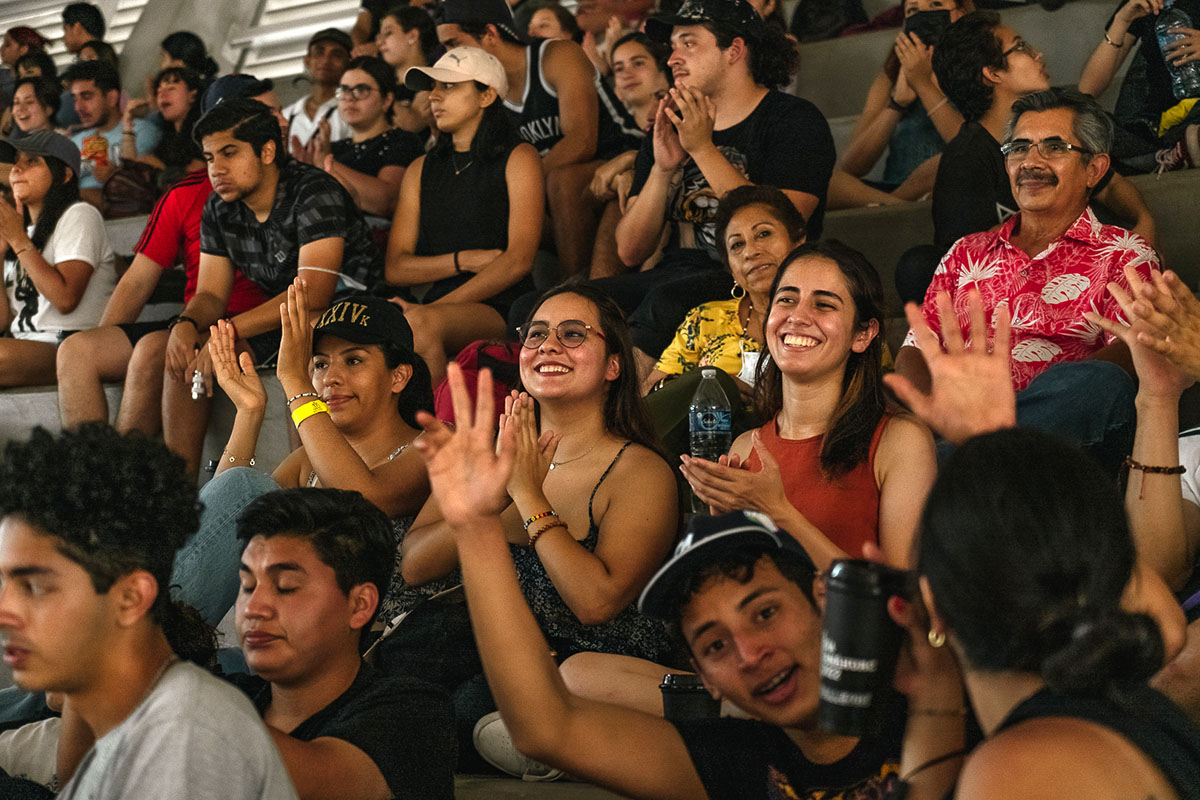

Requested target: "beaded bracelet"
[
  {"left": 523, "top": 510, "right": 558, "bottom": 531},
  {"left": 291, "top": 399, "right": 329, "bottom": 429},
  {"left": 1123, "top": 455, "right": 1186, "bottom": 500},
  {"left": 528, "top": 519, "right": 568, "bottom": 547},
  {"left": 286, "top": 391, "right": 319, "bottom": 407}
]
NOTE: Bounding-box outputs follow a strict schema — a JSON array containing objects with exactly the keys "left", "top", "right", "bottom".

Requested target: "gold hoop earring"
[
  {"left": 730, "top": 283, "right": 746, "bottom": 300},
  {"left": 927, "top": 629, "right": 946, "bottom": 648}
]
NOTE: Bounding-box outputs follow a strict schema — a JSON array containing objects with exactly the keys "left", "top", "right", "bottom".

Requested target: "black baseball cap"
[
  {"left": 308, "top": 27, "right": 353, "bottom": 53},
  {"left": 638, "top": 510, "right": 816, "bottom": 620},
  {"left": 201, "top": 74, "right": 275, "bottom": 114},
  {"left": 5, "top": 130, "right": 81, "bottom": 179},
  {"left": 645, "top": 0, "right": 767, "bottom": 43},
  {"left": 313, "top": 295, "right": 416, "bottom": 357},
  {"left": 438, "top": 0, "right": 523, "bottom": 42}
]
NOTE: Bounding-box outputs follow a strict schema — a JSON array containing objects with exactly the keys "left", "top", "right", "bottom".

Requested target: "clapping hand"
[
  {"left": 1085, "top": 266, "right": 1200, "bottom": 392},
  {"left": 680, "top": 431, "right": 790, "bottom": 517},
  {"left": 209, "top": 319, "right": 266, "bottom": 412},
  {"left": 665, "top": 84, "right": 717, "bottom": 157},
  {"left": 277, "top": 277, "right": 316, "bottom": 392},
  {"left": 500, "top": 391, "right": 561, "bottom": 503},
  {"left": 884, "top": 290, "right": 1016, "bottom": 445},
  {"left": 651, "top": 95, "right": 687, "bottom": 173},
  {"left": 895, "top": 32, "right": 935, "bottom": 92}
]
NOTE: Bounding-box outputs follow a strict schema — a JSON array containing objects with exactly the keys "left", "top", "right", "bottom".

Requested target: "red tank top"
[{"left": 745, "top": 414, "right": 889, "bottom": 559}]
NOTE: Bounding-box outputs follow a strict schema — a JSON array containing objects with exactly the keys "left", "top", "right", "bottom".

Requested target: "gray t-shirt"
[{"left": 58, "top": 661, "right": 297, "bottom": 800}]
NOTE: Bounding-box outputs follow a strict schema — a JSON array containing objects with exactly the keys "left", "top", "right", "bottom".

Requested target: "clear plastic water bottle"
[
  {"left": 1157, "top": 1, "right": 1200, "bottom": 101},
  {"left": 689, "top": 368, "right": 733, "bottom": 462}
]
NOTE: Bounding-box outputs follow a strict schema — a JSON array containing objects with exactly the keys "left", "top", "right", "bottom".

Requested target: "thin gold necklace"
[
  {"left": 549, "top": 438, "right": 601, "bottom": 470},
  {"left": 452, "top": 151, "right": 473, "bottom": 175}
]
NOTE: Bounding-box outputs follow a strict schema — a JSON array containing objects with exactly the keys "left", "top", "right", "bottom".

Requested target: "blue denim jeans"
[
  {"left": 170, "top": 467, "right": 281, "bottom": 626},
  {"left": 935, "top": 360, "right": 1135, "bottom": 475}
]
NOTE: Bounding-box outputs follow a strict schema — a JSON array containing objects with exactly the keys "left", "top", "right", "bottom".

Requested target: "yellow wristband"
[{"left": 291, "top": 399, "right": 329, "bottom": 429}]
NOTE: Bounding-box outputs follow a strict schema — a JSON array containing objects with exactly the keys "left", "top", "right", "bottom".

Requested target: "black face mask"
[{"left": 903, "top": 9, "right": 952, "bottom": 47}]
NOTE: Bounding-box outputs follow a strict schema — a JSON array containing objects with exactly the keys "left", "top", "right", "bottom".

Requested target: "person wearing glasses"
[
  {"left": 402, "top": 283, "right": 678, "bottom": 777},
  {"left": 384, "top": 46, "right": 543, "bottom": 383},
  {"left": 894, "top": 12, "right": 1156, "bottom": 306},
  {"left": 894, "top": 86, "right": 1158, "bottom": 473},
  {"left": 309, "top": 56, "right": 423, "bottom": 218}
]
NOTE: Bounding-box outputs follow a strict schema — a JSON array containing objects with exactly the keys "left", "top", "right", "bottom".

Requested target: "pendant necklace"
[{"left": 549, "top": 439, "right": 600, "bottom": 470}]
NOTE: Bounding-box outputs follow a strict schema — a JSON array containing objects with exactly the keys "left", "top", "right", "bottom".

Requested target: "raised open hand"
[
  {"left": 884, "top": 290, "right": 1016, "bottom": 444},
  {"left": 413, "top": 365, "right": 515, "bottom": 528}
]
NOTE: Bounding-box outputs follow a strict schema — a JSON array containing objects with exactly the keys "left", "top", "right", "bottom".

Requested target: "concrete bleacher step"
[
  {"left": 792, "top": 0, "right": 1128, "bottom": 121},
  {"left": 0, "top": 374, "right": 294, "bottom": 487}
]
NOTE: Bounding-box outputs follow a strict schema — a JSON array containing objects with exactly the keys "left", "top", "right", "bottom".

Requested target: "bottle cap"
[{"left": 701, "top": 367, "right": 717, "bottom": 378}]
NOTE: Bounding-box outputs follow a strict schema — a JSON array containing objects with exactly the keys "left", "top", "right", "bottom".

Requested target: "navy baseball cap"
[
  {"left": 438, "top": 0, "right": 523, "bottom": 42},
  {"left": 308, "top": 27, "right": 353, "bottom": 53},
  {"left": 201, "top": 74, "right": 275, "bottom": 114},
  {"left": 638, "top": 511, "right": 816, "bottom": 619},
  {"left": 645, "top": 0, "right": 767, "bottom": 43}
]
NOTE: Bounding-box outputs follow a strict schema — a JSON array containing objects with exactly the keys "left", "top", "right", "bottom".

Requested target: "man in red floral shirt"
[{"left": 894, "top": 87, "right": 1157, "bottom": 471}]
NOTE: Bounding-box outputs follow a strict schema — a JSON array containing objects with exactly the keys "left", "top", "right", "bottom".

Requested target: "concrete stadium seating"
[{"left": 792, "top": 0, "right": 1129, "bottom": 122}]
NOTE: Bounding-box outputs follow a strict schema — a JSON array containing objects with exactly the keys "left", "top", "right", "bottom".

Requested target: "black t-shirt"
[
  {"left": 228, "top": 665, "right": 455, "bottom": 800},
  {"left": 673, "top": 694, "right": 905, "bottom": 800},
  {"left": 931, "top": 121, "right": 1017, "bottom": 253},
  {"left": 200, "top": 159, "right": 383, "bottom": 293},
  {"left": 1109, "top": 0, "right": 1200, "bottom": 114},
  {"left": 331, "top": 127, "right": 424, "bottom": 177},
  {"left": 630, "top": 89, "right": 835, "bottom": 257}
]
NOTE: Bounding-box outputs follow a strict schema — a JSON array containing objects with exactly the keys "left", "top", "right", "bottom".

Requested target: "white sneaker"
[{"left": 472, "top": 711, "right": 566, "bottom": 782}]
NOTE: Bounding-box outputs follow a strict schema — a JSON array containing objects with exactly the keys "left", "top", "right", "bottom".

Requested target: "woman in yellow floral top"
[{"left": 642, "top": 185, "right": 807, "bottom": 398}]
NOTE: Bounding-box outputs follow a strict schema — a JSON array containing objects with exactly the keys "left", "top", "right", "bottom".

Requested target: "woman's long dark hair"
[
  {"left": 382, "top": 4, "right": 440, "bottom": 66},
  {"left": 25, "top": 154, "right": 80, "bottom": 252},
  {"left": 430, "top": 85, "right": 520, "bottom": 163},
  {"left": 919, "top": 428, "right": 1163, "bottom": 695},
  {"left": 753, "top": 240, "right": 886, "bottom": 478},
  {"left": 520, "top": 284, "right": 662, "bottom": 455},
  {"left": 161, "top": 31, "right": 218, "bottom": 84},
  {"left": 152, "top": 67, "right": 204, "bottom": 170}
]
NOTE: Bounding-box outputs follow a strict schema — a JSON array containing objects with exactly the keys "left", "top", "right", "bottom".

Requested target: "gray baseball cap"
[{"left": 5, "top": 130, "right": 81, "bottom": 179}]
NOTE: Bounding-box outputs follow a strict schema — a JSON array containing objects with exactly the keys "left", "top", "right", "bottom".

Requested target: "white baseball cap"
[{"left": 404, "top": 47, "right": 508, "bottom": 96}]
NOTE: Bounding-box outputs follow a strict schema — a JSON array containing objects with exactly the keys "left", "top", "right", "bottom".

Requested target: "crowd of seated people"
[{"left": 0, "top": 0, "right": 1198, "bottom": 797}]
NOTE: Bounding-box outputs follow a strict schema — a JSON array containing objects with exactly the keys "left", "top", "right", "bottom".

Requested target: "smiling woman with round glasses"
[
  {"left": 403, "top": 284, "right": 679, "bottom": 771},
  {"left": 308, "top": 56, "right": 423, "bottom": 218}
]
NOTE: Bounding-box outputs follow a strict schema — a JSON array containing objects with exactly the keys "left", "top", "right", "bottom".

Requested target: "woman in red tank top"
[{"left": 682, "top": 240, "right": 936, "bottom": 569}]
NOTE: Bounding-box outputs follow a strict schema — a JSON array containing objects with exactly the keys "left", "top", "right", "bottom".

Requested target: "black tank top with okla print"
[{"left": 505, "top": 38, "right": 643, "bottom": 160}]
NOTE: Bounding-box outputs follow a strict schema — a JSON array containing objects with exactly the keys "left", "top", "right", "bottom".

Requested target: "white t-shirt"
[
  {"left": 3, "top": 202, "right": 117, "bottom": 343},
  {"left": 1179, "top": 427, "right": 1200, "bottom": 510},
  {"left": 58, "top": 661, "right": 297, "bottom": 800},
  {"left": 0, "top": 717, "right": 60, "bottom": 788},
  {"left": 282, "top": 95, "right": 351, "bottom": 148}
]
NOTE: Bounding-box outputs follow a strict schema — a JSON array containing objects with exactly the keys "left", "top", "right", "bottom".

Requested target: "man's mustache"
[{"left": 1017, "top": 168, "right": 1058, "bottom": 185}]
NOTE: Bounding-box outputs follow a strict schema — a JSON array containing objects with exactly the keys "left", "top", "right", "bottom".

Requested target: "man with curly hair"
[
  {"left": 0, "top": 425, "right": 296, "bottom": 799},
  {"left": 608, "top": 0, "right": 835, "bottom": 378}
]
